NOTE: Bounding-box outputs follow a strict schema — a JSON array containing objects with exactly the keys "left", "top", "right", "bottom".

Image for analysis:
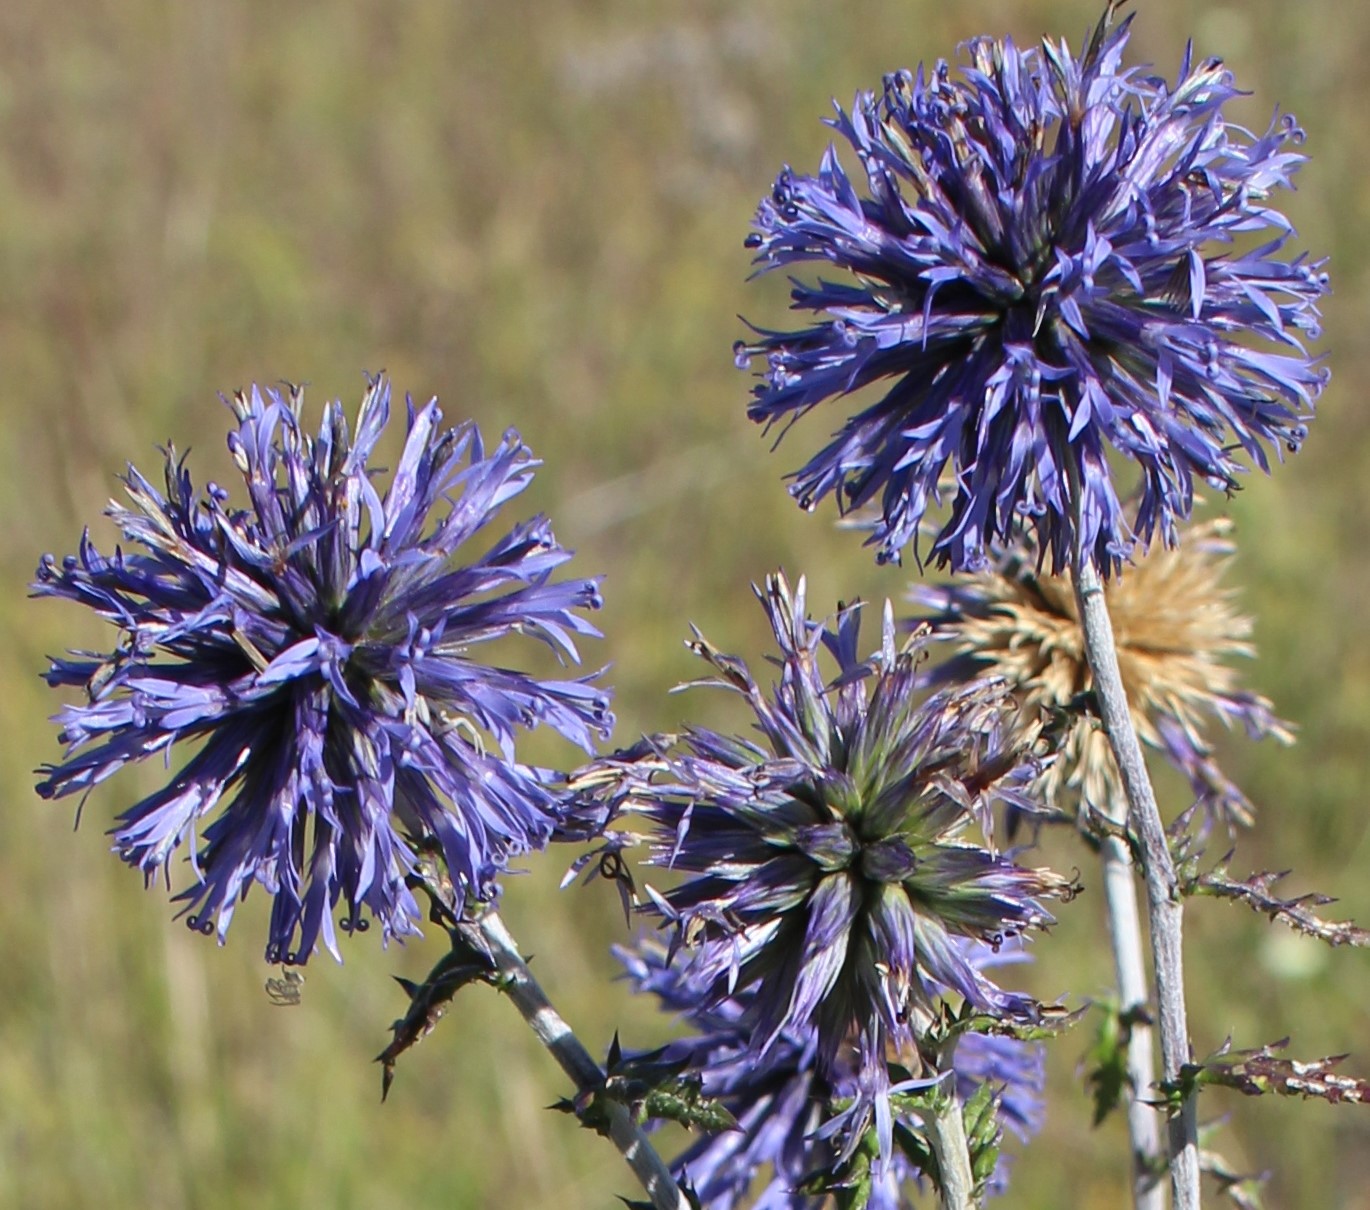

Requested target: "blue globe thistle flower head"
[
  {"left": 34, "top": 376, "right": 612, "bottom": 964},
  {"left": 625, "top": 573, "right": 1071, "bottom": 1158},
  {"left": 736, "top": 4, "right": 1329, "bottom": 575},
  {"left": 618, "top": 938, "right": 1045, "bottom": 1208}
]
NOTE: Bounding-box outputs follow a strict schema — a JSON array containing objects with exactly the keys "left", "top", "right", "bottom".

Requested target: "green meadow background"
[{"left": 3, "top": 1, "right": 1368, "bottom": 1206}]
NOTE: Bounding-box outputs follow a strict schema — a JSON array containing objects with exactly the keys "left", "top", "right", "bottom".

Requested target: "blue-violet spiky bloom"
[
  {"left": 34, "top": 377, "right": 611, "bottom": 963},
  {"left": 736, "top": 5, "right": 1328, "bottom": 574},
  {"left": 913, "top": 517, "right": 1290, "bottom": 829},
  {"left": 619, "top": 938, "right": 1045, "bottom": 1209},
  {"left": 621, "top": 573, "right": 1070, "bottom": 1154}
]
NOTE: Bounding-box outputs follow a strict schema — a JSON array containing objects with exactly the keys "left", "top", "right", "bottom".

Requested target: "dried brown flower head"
[{"left": 914, "top": 520, "right": 1291, "bottom": 827}]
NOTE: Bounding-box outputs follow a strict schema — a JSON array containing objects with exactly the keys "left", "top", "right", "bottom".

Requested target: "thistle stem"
[
  {"left": 477, "top": 911, "right": 690, "bottom": 1210},
  {"left": 1100, "top": 827, "right": 1165, "bottom": 1209},
  {"left": 925, "top": 1083, "right": 976, "bottom": 1210},
  {"left": 1074, "top": 558, "right": 1200, "bottom": 1210}
]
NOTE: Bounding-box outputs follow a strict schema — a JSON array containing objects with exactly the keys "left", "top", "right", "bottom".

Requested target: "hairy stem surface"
[
  {"left": 925, "top": 1083, "right": 976, "bottom": 1210},
  {"left": 477, "top": 911, "right": 689, "bottom": 1210},
  {"left": 1075, "top": 558, "right": 1200, "bottom": 1210}
]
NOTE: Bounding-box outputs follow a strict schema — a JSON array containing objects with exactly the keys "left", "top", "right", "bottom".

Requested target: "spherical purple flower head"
[
  {"left": 619, "top": 938, "right": 1045, "bottom": 1208},
  {"left": 736, "top": 4, "right": 1329, "bottom": 575},
  {"left": 34, "top": 377, "right": 612, "bottom": 964},
  {"left": 630, "top": 572, "right": 1071, "bottom": 1159}
]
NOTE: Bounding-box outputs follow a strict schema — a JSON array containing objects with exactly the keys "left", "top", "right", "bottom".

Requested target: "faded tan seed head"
[{"left": 927, "top": 519, "right": 1291, "bottom": 818}]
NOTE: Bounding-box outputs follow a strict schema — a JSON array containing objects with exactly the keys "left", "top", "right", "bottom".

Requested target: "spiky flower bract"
[
  {"left": 34, "top": 377, "right": 612, "bottom": 963},
  {"left": 618, "top": 938, "right": 1045, "bottom": 1209},
  {"left": 736, "top": 5, "right": 1328, "bottom": 574},
  {"left": 619, "top": 573, "right": 1070, "bottom": 1156},
  {"left": 914, "top": 517, "right": 1289, "bottom": 828}
]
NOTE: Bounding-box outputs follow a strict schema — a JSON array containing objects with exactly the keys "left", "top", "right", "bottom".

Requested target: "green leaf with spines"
[
  {"left": 1083, "top": 997, "right": 1152, "bottom": 1126},
  {"left": 374, "top": 926, "right": 497, "bottom": 1101},
  {"left": 922, "top": 993, "right": 1087, "bottom": 1052},
  {"left": 1158, "top": 1037, "right": 1370, "bottom": 1108},
  {"left": 1188, "top": 857, "right": 1370, "bottom": 948},
  {"left": 565, "top": 1036, "right": 739, "bottom": 1135},
  {"left": 962, "top": 1079, "right": 1004, "bottom": 1198}
]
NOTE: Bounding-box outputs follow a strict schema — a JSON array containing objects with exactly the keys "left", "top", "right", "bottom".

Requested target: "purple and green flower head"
[
  {"left": 737, "top": 3, "right": 1328, "bottom": 575},
  {"left": 34, "top": 376, "right": 611, "bottom": 964},
  {"left": 619, "top": 937, "right": 1045, "bottom": 1208},
  {"left": 615, "top": 573, "right": 1070, "bottom": 1156}
]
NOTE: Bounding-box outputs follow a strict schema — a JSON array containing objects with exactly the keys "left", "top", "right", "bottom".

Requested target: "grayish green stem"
[
  {"left": 925, "top": 1082, "right": 977, "bottom": 1210},
  {"left": 1074, "top": 558, "right": 1200, "bottom": 1210},
  {"left": 1100, "top": 825, "right": 1165, "bottom": 1209},
  {"left": 477, "top": 911, "right": 690, "bottom": 1210}
]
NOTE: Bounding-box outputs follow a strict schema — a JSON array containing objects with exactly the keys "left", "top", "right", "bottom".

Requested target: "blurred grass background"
[{"left": 3, "top": 0, "right": 1368, "bottom": 1205}]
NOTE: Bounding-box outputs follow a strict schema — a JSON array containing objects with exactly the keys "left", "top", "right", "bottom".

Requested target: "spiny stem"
[
  {"left": 477, "top": 911, "right": 690, "bottom": 1210},
  {"left": 1074, "top": 557, "right": 1200, "bottom": 1210}
]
